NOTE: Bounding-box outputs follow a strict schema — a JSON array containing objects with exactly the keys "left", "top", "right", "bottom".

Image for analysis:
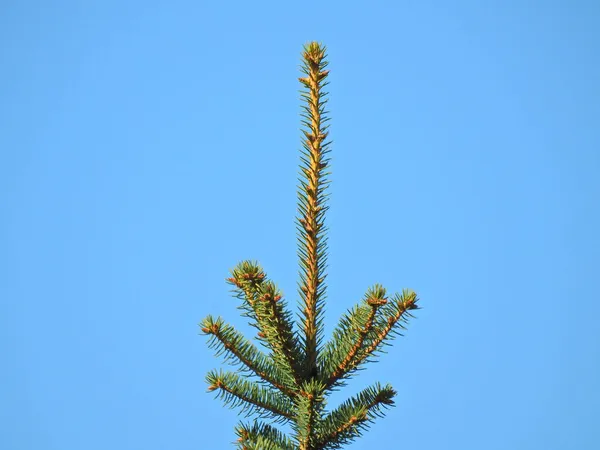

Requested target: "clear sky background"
[{"left": 2, "top": 1, "right": 599, "bottom": 449}]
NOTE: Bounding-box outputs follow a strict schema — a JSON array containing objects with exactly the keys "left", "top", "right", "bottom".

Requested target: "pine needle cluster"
[{"left": 200, "top": 42, "right": 419, "bottom": 450}]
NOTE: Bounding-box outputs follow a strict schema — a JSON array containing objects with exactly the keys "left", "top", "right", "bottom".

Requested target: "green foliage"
[{"left": 200, "top": 42, "right": 420, "bottom": 450}]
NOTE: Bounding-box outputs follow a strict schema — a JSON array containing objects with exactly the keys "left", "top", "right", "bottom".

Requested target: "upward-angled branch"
[
  {"left": 200, "top": 315, "right": 297, "bottom": 397},
  {"left": 318, "top": 285, "right": 389, "bottom": 389},
  {"left": 206, "top": 370, "right": 295, "bottom": 422},
  {"left": 322, "top": 289, "right": 419, "bottom": 390},
  {"left": 358, "top": 290, "right": 419, "bottom": 359},
  {"left": 315, "top": 383, "right": 396, "bottom": 449},
  {"left": 297, "top": 42, "right": 331, "bottom": 379},
  {"left": 228, "top": 261, "right": 304, "bottom": 387}
]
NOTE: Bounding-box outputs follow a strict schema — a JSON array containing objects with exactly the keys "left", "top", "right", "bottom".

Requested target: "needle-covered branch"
[
  {"left": 226, "top": 260, "right": 268, "bottom": 325},
  {"left": 360, "top": 289, "right": 419, "bottom": 359},
  {"left": 315, "top": 383, "right": 397, "bottom": 449},
  {"left": 297, "top": 42, "right": 332, "bottom": 378},
  {"left": 227, "top": 261, "right": 304, "bottom": 387},
  {"left": 320, "top": 287, "right": 418, "bottom": 390},
  {"left": 200, "top": 315, "right": 297, "bottom": 396},
  {"left": 206, "top": 370, "right": 295, "bottom": 422},
  {"left": 235, "top": 422, "right": 296, "bottom": 450},
  {"left": 317, "top": 285, "right": 387, "bottom": 388}
]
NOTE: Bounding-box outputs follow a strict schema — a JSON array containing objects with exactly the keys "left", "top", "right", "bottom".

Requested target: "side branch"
[
  {"left": 315, "top": 383, "right": 397, "bottom": 449},
  {"left": 360, "top": 290, "right": 419, "bottom": 361},
  {"left": 206, "top": 370, "right": 295, "bottom": 422},
  {"left": 324, "top": 289, "right": 386, "bottom": 388},
  {"left": 228, "top": 261, "right": 304, "bottom": 388},
  {"left": 320, "top": 287, "right": 418, "bottom": 390},
  {"left": 200, "top": 315, "right": 297, "bottom": 397},
  {"left": 259, "top": 283, "right": 305, "bottom": 387}
]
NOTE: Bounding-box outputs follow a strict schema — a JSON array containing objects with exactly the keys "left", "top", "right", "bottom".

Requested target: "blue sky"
[{"left": 2, "top": 1, "right": 599, "bottom": 449}]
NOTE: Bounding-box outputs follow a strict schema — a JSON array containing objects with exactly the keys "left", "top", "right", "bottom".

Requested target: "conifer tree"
[{"left": 200, "top": 42, "right": 419, "bottom": 450}]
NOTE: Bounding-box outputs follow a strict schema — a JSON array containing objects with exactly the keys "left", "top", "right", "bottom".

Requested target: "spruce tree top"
[{"left": 200, "top": 41, "right": 419, "bottom": 450}]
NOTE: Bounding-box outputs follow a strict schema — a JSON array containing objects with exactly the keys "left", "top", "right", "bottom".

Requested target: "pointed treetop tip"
[
  {"left": 304, "top": 41, "right": 325, "bottom": 49},
  {"left": 302, "top": 41, "right": 327, "bottom": 62}
]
